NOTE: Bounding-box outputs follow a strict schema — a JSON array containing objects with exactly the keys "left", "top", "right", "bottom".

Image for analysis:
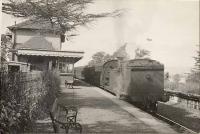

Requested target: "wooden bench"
[
  {"left": 65, "top": 80, "right": 74, "bottom": 89},
  {"left": 49, "top": 111, "right": 82, "bottom": 134},
  {"left": 61, "top": 105, "right": 78, "bottom": 123},
  {"left": 50, "top": 100, "right": 82, "bottom": 133}
]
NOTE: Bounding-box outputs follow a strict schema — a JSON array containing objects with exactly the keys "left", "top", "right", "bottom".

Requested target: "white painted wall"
[{"left": 15, "top": 29, "right": 61, "bottom": 50}]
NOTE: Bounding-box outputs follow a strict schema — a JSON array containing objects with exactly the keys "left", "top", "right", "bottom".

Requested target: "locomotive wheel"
[{"left": 149, "top": 102, "right": 157, "bottom": 113}]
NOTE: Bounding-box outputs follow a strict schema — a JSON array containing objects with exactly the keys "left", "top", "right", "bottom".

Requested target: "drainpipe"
[
  {"left": 12, "top": 22, "right": 17, "bottom": 61},
  {"left": 12, "top": 30, "right": 16, "bottom": 61}
]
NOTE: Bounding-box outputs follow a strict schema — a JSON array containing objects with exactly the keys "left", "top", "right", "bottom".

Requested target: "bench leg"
[
  {"left": 64, "top": 126, "right": 69, "bottom": 134},
  {"left": 71, "top": 84, "right": 73, "bottom": 89}
]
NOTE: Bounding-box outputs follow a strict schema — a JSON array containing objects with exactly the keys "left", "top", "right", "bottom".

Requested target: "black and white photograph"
[{"left": 0, "top": 0, "right": 199, "bottom": 133}]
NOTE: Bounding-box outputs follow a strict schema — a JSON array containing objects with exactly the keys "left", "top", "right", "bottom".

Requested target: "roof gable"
[
  {"left": 18, "top": 36, "right": 55, "bottom": 51},
  {"left": 8, "top": 19, "right": 60, "bottom": 32}
]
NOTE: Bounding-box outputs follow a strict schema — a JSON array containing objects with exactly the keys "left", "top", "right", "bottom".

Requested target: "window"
[{"left": 59, "top": 62, "right": 73, "bottom": 73}]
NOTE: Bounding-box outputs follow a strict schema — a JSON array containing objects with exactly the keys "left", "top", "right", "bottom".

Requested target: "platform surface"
[{"left": 57, "top": 83, "right": 182, "bottom": 134}]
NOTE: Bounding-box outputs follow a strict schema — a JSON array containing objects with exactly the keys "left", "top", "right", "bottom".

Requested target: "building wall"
[
  {"left": 18, "top": 56, "right": 50, "bottom": 71},
  {"left": 14, "top": 29, "right": 61, "bottom": 50},
  {"left": 7, "top": 61, "right": 31, "bottom": 72}
]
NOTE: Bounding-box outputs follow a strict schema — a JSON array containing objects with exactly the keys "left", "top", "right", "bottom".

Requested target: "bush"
[
  {"left": 0, "top": 71, "right": 35, "bottom": 133},
  {"left": 165, "top": 75, "right": 200, "bottom": 95},
  {"left": 82, "top": 67, "right": 101, "bottom": 86},
  {"left": 35, "top": 71, "right": 61, "bottom": 118},
  {"left": 0, "top": 70, "right": 61, "bottom": 133}
]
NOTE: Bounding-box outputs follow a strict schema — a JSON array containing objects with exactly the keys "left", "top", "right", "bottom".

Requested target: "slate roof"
[
  {"left": 8, "top": 19, "right": 60, "bottom": 31},
  {"left": 17, "top": 36, "right": 55, "bottom": 51}
]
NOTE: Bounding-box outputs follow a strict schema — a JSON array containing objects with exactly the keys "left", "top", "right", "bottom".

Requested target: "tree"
[
  {"left": 88, "top": 52, "right": 112, "bottom": 67},
  {"left": 185, "top": 44, "right": 200, "bottom": 94},
  {"left": 172, "top": 74, "right": 181, "bottom": 84},
  {"left": 135, "top": 47, "right": 150, "bottom": 59},
  {"left": 2, "top": 0, "right": 120, "bottom": 35},
  {"left": 88, "top": 44, "right": 130, "bottom": 67},
  {"left": 88, "top": 44, "right": 130, "bottom": 66},
  {"left": 1, "top": 34, "right": 12, "bottom": 62},
  {"left": 103, "top": 54, "right": 112, "bottom": 63},
  {"left": 193, "top": 44, "right": 200, "bottom": 72},
  {"left": 164, "top": 72, "right": 171, "bottom": 89},
  {"left": 185, "top": 72, "right": 200, "bottom": 94},
  {"left": 169, "top": 74, "right": 181, "bottom": 90}
]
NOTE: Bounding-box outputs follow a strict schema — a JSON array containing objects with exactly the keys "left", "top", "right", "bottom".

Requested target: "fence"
[{"left": 166, "top": 90, "right": 200, "bottom": 111}]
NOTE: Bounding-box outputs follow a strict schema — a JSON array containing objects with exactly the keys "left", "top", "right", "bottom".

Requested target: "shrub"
[
  {"left": 82, "top": 67, "right": 101, "bottom": 86},
  {"left": 0, "top": 70, "right": 61, "bottom": 133},
  {"left": 35, "top": 71, "right": 61, "bottom": 118},
  {"left": 0, "top": 71, "right": 34, "bottom": 133}
]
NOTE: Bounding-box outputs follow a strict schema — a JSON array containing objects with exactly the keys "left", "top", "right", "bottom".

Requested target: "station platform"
[{"left": 57, "top": 83, "right": 181, "bottom": 134}]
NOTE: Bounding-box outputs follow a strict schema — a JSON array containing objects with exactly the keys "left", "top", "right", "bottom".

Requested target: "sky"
[{"left": 1, "top": 0, "right": 199, "bottom": 75}]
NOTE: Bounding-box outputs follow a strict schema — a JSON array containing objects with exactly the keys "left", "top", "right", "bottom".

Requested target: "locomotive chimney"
[{"left": 116, "top": 56, "right": 124, "bottom": 72}]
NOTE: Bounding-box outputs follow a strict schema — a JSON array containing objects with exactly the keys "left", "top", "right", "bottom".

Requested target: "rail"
[{"left": 155, "top": 113, "right": 198, "bottom": 134}]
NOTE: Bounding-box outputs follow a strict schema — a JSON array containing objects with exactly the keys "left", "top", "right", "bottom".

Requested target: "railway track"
[
  {"left": 128, "top": 102, "right": 198, "bottom": 134},
  {"left": 154, "top": 112, "right": 198, "bottom": 134}
]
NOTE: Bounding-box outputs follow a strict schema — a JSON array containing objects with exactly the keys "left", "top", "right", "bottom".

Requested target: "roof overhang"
[
  {"left": 8, "top": 27, "right": 61, "bottom": 34},
  {"left": 17, "top": 49, "right": 84, "bottom": 61},
  {"left": 8, "top": 61, "right": 31, "bottom": 66}
]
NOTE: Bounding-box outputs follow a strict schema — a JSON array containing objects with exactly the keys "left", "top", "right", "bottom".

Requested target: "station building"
[{"left": 7, "top": 19, "right": 84, "bottom": 83}]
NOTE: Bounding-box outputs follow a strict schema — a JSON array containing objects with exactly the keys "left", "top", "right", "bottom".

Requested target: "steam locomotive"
[{"left": 75, "top": 58, "right": 164, "bottom": 110}]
